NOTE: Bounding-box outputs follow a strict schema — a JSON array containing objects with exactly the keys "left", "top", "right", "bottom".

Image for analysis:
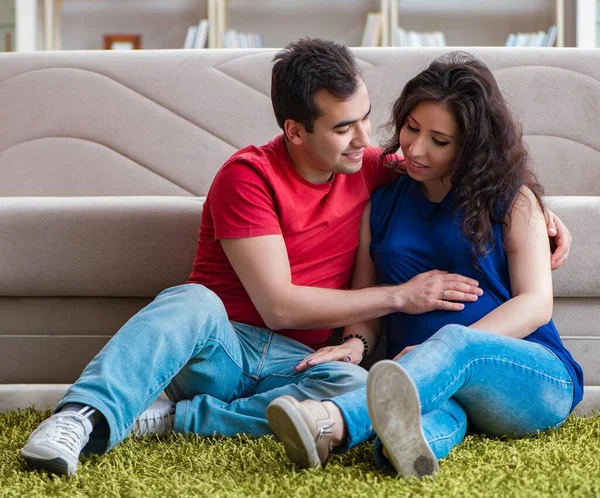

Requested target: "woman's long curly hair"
[{"left": 381, "top": 51, "right": 544, "bottom": 266}]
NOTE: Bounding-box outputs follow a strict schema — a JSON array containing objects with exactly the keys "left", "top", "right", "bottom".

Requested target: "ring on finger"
[{"left": 442, "top": 289, "right": 447, "bottom": 300}]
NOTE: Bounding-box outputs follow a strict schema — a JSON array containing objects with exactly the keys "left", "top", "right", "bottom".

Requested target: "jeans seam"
[
  {"left": 253, "top": 327, "right": 272, "bottom": 378},
  {"left": 553, "top": 413, "right": 570, "bottom": 429},
  {"left": 198, "top": 337, "right": 248, "bottom": 375},
  {"left": 426, "top": 356, "right": 573, "bottom": 409},
  {"left": 176, "top": 399, "right": 189, "bottom": 435},
  {"left": 268, "top": 372, "right": 300, "bottom": 379},
  {"left": 133, "top": 323, "right": 200, "bottom": 414}
]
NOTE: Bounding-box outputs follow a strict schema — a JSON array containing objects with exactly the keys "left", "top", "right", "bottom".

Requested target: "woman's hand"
[{"left": 294, "top": 338, "right": 365, "bottom": 371}]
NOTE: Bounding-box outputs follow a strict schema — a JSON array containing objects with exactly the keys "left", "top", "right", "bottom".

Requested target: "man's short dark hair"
[{"left": 271, "top": 38, "right": 362, "bottom": 133}]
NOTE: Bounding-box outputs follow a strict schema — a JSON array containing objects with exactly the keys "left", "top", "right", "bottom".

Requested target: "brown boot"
[{"left": 266, "top": 395, "right": 335, "bottom": 468}]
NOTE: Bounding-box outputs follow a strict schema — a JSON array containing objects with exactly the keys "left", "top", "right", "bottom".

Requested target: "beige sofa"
[{"left": 1, "top": 47, "right": 599, "bottom": 414}]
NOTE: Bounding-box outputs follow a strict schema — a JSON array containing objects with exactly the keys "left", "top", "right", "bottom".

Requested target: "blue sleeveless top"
[{"left": 370, "top": 176, "right": 583, "bottom": 410}]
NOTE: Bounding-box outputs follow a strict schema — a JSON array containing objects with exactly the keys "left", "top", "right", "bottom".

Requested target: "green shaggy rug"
[{"left": 2, "top": 409, "right": 600, "bottom": 497}]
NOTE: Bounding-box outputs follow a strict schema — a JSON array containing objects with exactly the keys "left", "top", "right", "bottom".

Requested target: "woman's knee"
[
  {"left": 404, "top": 324, "right": 471, "bottom": 362},
  {"left": 432, "top": 324, "right": 471, "bottom": 344},
  {"left": 426, "top": 324, "right": 480, "bottom": 357}
]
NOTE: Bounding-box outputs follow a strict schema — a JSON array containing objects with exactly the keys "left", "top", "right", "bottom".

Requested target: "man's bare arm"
[{"left": 220, "top": 233, "right": 481, "bottom": 331}]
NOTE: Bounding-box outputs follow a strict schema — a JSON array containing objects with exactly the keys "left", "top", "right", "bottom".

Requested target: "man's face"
[{"left": 296, "top": 81, "right": 372, "bottom": 183}]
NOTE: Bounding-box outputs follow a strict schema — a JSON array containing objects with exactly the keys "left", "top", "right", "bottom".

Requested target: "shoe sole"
[
  {"left": 266, "top": 396, "right": 321, "bottom": 468},
  {"left": 20, "top": 449, "right": 73, "bottom": 476},
  {"left": 367, "top": 360, "right": 439, "bottom": 478}
]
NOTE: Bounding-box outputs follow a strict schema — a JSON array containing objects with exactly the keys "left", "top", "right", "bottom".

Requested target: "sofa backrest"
[
  {"left": 1, "top": 48, "right": 599, "bottom": 385},
  {"left": 2, "top": 48, "right": 600, "bottom": 197}
]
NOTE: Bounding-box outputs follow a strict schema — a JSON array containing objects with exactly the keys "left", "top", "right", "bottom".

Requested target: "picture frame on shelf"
[{"left": 103, "top": 34, "right": 142, "bottom": 50}]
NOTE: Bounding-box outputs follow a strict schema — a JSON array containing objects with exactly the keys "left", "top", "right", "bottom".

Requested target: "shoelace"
[
  {"left": 49, "top": 406, "right": 95, "bottom": 455},
  {"left": 134, "top": 410, "right": 174, "bottom": 435}
]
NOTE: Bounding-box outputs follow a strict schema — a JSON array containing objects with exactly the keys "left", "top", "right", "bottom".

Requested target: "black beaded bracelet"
[{"left": 341, "top": 334, "right": 369, "bottom": 363}]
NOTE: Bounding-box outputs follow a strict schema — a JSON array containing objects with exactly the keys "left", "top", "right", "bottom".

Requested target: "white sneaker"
[
  {"left": 132, "top": 399, "right": 175, "bottom": 437},
  {"left": 20, "top": 406, "right": 95, "bottom": 476},
  {"left": 367, "top": 360, "right": 439, "bottom": 478}
]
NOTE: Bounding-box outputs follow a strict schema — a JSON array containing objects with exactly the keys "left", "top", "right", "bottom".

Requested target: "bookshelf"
[
  {"left": 210, "top": 0, "right": 390, "bottom": 48},
  {"left": 29, "top": 1, "right": 211, "bottom": 51},
  {"left": 32, "top": 0, "right": 389, "bottom": 50},
  {"left": 390, "top": 0, "right": 566, "bottom": 47},
  {"left": 211, "top": 0, "right": 567, "bottom": 49},
  {"left": 16, "top": 0, "right": 580, "bottom": 51}
]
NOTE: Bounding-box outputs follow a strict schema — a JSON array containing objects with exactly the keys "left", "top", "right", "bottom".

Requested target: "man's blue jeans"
[
  {"left": 56, "top": 284, "right": 367, "bottom": 454},
  {"left": 330, "top": 324, "right": 574, "bottom": 465}
]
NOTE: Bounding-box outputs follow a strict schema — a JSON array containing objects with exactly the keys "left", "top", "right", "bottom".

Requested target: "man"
[{"left": 20, "top": 39, "right": 570, "bottom": 477}]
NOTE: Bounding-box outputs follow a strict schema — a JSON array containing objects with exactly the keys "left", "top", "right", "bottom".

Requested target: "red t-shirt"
[{"left": 187, "top": 135, "right": 397, "bottom": 349}]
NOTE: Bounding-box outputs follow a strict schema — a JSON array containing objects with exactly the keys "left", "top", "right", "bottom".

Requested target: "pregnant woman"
[{"left": 266, "top": 51, "right": 583, "bottom": 479}]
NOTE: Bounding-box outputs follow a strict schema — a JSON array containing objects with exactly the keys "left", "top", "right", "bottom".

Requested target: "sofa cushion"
[{"left": 0, "top": 197, "right": 203, "bottom": 296}]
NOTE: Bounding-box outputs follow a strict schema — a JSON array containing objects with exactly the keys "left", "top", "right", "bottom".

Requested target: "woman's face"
[{"left": 399, "top": 100, "right": 459, "bottom": 201}]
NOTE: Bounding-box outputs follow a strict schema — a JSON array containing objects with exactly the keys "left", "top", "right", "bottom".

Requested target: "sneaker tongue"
[
  {"left": 58, "top": 405, "right": 96, "bottom": 436},
  {"left": 56, "top": 411, "right": 93, "bottom": 438}
]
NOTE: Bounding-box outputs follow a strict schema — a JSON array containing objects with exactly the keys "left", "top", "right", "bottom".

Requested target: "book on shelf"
[
  {"left": 183, "top": 19, "right": 209, "bottom": 49},
  {"left": 505, "top": 25, "right": 557, "bottom": 47},
  {"left": 361, "top": 12, "right": 382, "bottom": 47},
  {"left": 183, "top": 24, "right": 196, "bottom": 48},
  {"left": 221, "top": 30, "right": 264, "bottom": 48},
  {"left": 393, "top": 27, "right": 446, "bottom": 47},
  {"left": 544, "top": 25, "right": 557, "bottom": 47}
]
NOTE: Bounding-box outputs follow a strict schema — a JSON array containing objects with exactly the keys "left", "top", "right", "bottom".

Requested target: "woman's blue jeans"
[
  {"left": 56, "top": 284, "right": 367, "bottom": 454},
  {"left": 330, "top": 324, "right": 574, "bottom": 464}
]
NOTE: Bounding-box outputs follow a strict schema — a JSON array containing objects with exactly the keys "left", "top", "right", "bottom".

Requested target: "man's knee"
[
  {"left": 128, "top": 284, "right": 229, "bottom": 339},
  {"left": 155, "top": 284, "right": 227, "bottom": 318}
]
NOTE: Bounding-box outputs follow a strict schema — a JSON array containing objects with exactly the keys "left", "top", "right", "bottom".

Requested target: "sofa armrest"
[{"left": 545, "top": 196, "right": 600, "bottom": 297}]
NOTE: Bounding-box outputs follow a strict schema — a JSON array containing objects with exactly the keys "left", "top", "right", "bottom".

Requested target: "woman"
[{"left": 266, "top": 51, "right": 583, "bottom": 478}]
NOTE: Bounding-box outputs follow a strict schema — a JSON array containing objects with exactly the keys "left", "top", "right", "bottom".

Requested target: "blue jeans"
[
  {"left": 330, "top": 324, "right": 574, "bottom": 465},
  {"left": 56, "top": 284, "right": 367, "bottom": 454}
]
